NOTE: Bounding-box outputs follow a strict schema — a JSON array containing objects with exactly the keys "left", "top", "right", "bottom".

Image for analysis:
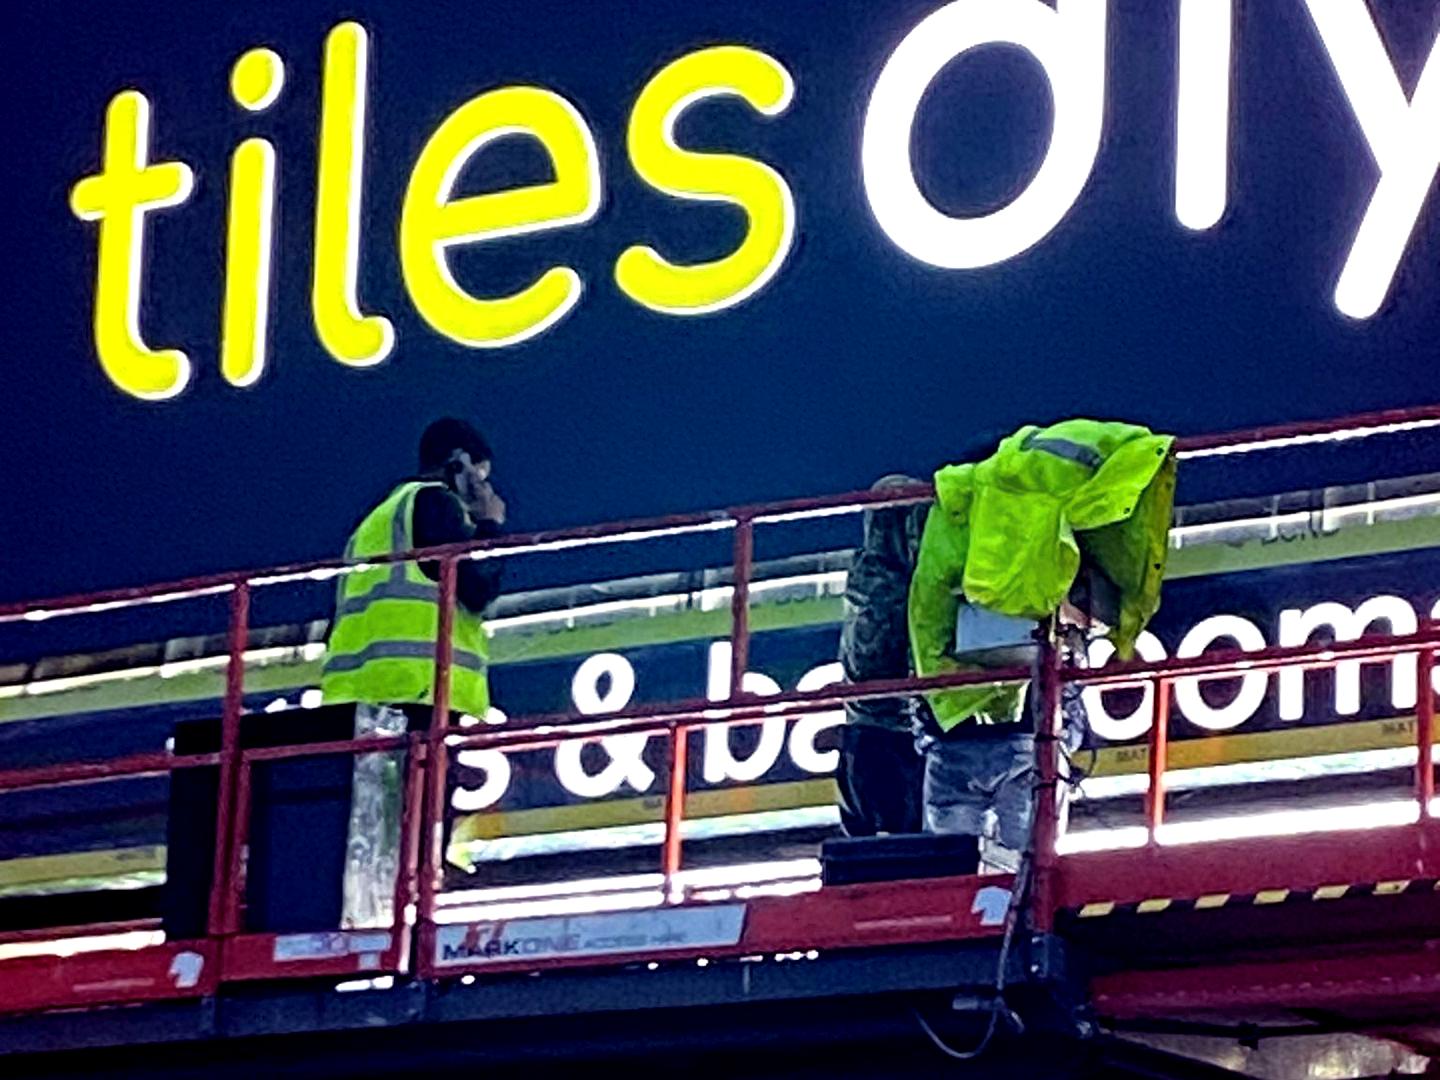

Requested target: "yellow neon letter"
[
  {"left": 222, "top": 139, "right": 277, "bottom": 388},
  {"left": 69, "top": 91, "right": 195, "bottom": 400},
  {"left": 617, "top": 46, "right": 795, "bottom": 315},
  {"left": 223, "top": 49, "right": 284, "bottom": 388},
  {"left": 399, "top": 87, "right": 600, "bottom": 347},
  {"left": 231, "top": 47, "right": 285, "bottom": 113},
  {"left": 313, "top": 23, "right": 394, "bottom": 366}
]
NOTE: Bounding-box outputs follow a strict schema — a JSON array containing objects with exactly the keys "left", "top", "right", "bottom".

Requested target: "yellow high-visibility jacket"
[{"left": 909, "top": 419, "right": 1176, "bottom": 731}]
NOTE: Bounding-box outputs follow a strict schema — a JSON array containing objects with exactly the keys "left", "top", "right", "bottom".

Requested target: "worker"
[
  {"left": 321, "top": 418, "right": 505, "bottom": 928},
  {"left": 908, "top": 419, "right": 1176, "bottom": 871},
  {"left": 836, "top": 476, "right": 930, "bottom": 836}
]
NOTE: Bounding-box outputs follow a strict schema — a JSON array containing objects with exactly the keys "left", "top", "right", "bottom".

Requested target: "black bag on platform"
[{"left": 820, "top": 832, "right": 980, "bottom": 886}]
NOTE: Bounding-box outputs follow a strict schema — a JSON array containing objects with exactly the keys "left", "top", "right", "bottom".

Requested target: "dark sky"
[{"left": 4, "top": 0, "right": 1440, "bottom": 609}]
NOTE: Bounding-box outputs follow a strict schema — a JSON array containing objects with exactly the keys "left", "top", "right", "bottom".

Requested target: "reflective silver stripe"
[
  {"left": 335, "top": 579, "right": 440, "bottom": 619},
  {"left": 1021, "top": 432, "right": 1103, "bottom": 471},
  {"left": 328, "top": 486, "right": 484, "bottom": 681},
  {"left": 340, "top": 484, "right": 434, "bottom": 596},
  {"left": 322, "top": 640, "right": 488, "bottom": 675},
  {"left": 387, "top": 487, "right": 419, "bottom": 584}
]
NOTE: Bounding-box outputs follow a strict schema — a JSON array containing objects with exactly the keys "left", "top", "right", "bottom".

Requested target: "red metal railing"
[
  {"left": 1087, "top": 625, "right": 1440, "bottom": 840},
  {"left": 1, "top": 405, "right": 1439, "bottom": 1014}
]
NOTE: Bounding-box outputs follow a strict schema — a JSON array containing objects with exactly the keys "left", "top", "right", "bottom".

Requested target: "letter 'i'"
[{"left": 223, "top": 48, "right": 285, "bottom": 387}]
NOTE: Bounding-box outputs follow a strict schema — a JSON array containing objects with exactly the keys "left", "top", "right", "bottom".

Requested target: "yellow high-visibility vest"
[{"left": 321, "top": 481, "right": 490, "bottom": 718}]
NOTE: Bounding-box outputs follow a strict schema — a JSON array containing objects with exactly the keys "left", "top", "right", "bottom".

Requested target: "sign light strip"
[{"left": 1178, "top": 418, "right": 1440, "bottom": 460}]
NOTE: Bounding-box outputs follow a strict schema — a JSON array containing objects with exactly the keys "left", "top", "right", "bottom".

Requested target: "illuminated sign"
[
  {"left": 69, "top": 24, "right": 796, "bottom": 399},
  {"left": 449, "top": 589, "right": 1433, "bottom": 819},
  {"left": 67, "top": 0, "right": 1440, "bottom": 401},
  {"left": 455, "top": 644, "right": 846, "bottom": 811},
  {"left": 861, "top": 0, "right": 1440, "bottom": 319}
]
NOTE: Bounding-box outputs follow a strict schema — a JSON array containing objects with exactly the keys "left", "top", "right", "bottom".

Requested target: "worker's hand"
[{"left": 465, "top": 480, "right": 506, "bottom": 526}]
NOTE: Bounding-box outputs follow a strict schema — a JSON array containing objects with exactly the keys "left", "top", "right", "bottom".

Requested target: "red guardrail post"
[
  {"left": 1030, "top": 629, "right": 1063, "bottom": 934},
  {"left": 661, "top": 723, "right": 690, "bottom": 903},
  {"left": 392, "top": 732, "right": 427, "bottom": 969},
  {"left": 223, "top": 759, "right": 255, "bottom": 934},
  {"left": 728, "top": 514, "right": 755, "bottom": 700},
  {"left": 1145, "top": 679, "right": 1172, "bottom": 844},
  {"left": 1418, "top": 643, "right": 1435, "bottom": 817},
  {"left": 416, "top": 556, "right": 457, "bottom": 978},
  {"left": 207, "top": 580, "right": 250, "bottom": 937}
]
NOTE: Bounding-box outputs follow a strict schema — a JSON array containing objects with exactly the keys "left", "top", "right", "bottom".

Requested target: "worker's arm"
[
  {"left": 908, "top": 507, "right": 1019, "bottom": 730},
  {"left": 412, "top": 486, "right": 503, "bottom": 614},
  {"left": 908, "top": 510, "right": 965, "bottom": 726}
]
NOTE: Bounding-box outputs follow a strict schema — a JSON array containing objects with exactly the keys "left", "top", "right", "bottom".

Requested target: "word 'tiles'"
[{"left": 70, "top": 1, "right": 1440, "bottom": 400}]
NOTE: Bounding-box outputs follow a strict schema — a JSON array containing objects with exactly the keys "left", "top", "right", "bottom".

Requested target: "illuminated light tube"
[
  {"left": 335, "top": 975, "right": 395, "bottom": 993},
  {"left": 1174, "top": 0, "right": 1232, "bottom": 230},
  {"left": 1056, "top": 827, "right": 1150, "bottom": 855},
  {"left": 488, "top": 571, "right": 845, "bottom": 631},
  {"left": 434, "top": 865, "right": 823, "bottom": 929},
  {"left": 14, "top": 585, "right": 233, "bottom": 624},
  {"left": 250, "top": 565, "right": 368, "bottom": 588},
  {"left": 732, "top": 878, "right": 821, "bottom": 900},
  {"left": 7, "top": 644, "right": 319, "bottom": 698},
  {"left": 434, "top": 857, "right": 823, "bottom": 912},
  {"left": 1178, "top": 418, "right": 1440, "bottom": 460},
  {"left": 1060, "top": 798, "right": 1425, "bottom": 853},
  {"left": 16, "top": 664, "right": 163, "bottom": 696},
  {"left": 678, "top": 857, "right": 820, "bottom": 890},
  {"left": 757, "top": 505, "right": 903, "bottom": 527},
  {"left": 438, "top": 871, "right": 666, "bottom": 908},
  {"left": 0, "top": 929, "right": 165, "bottom": 962},
  {"left": 1154, "top": 798, "right": 1420, "bottom": 845},
  {"left": 449, "top": 807, "right": 840, "bottom": 864},
  {"left": 465, "top": 521, "right": 733, "bottom": 562},
  {"left": 1078, "top": 746, "right": 1422, "bottom": 800},
  {"left": 435, "top": 888, "right": 666, "bottom": 925}
]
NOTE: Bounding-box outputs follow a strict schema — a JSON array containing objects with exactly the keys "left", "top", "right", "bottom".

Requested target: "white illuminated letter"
[
  {"left": 861, "top": 0, "right": 1106, "bottom": 268},
  {"left": 1175, "top": 0, "right": 1232, "bottom": 230},
  {"left": 554, "top": 734, "right": 656, "bottom": 798},
  {"left": 1304, "top": 0, "right": 1440, "bottom": 319},
  {"left": 452, "top": 748, "right": 512, "bottom": 811},
  {"left": 1082, "top": 632, "right": 1168, "bottom": 742},
  {"left": 1277, "top": 596, "right": 1417, "bottom": 720},
  {"left": 570, "top": 652, "right": 637, "bottom": 715},
  {"left": 453, "top": 706, "right": 512, "bottom": 810},
  {"left": 788, "top": 662, "right": 846, "bottom": 774},
  {"left": 703, "top": 641, "right": 785, "bottom": 784},
  {"left": 1173, "top": 615, "right": 1269, "bottom": 732},
  {"left": 554, "top": 653, "right": 655, "bottom": 797}
]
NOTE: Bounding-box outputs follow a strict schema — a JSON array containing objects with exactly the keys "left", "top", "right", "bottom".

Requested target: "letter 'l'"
[{"left": 313, "top": 23, "right": 394, "bottom": 365}]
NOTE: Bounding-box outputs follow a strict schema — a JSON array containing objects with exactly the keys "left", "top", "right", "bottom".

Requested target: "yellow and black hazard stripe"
[{"left": 1072, "top": 878, "right": 1436, "bottom": 919}]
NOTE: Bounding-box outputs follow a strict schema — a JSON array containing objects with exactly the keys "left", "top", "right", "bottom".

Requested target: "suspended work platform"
[{"left": 5, "top": 407, "right": 1440, "bottom": 1078}]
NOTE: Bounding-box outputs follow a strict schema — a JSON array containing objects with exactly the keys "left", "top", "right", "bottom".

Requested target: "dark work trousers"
[{"left": 836, "top": 723, "right": 925, "bottom": 837}]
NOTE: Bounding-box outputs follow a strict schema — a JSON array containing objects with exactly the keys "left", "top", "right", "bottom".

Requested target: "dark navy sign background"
[{"left": 4, "top": 1, "right": 1440, "bottom": 605}]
